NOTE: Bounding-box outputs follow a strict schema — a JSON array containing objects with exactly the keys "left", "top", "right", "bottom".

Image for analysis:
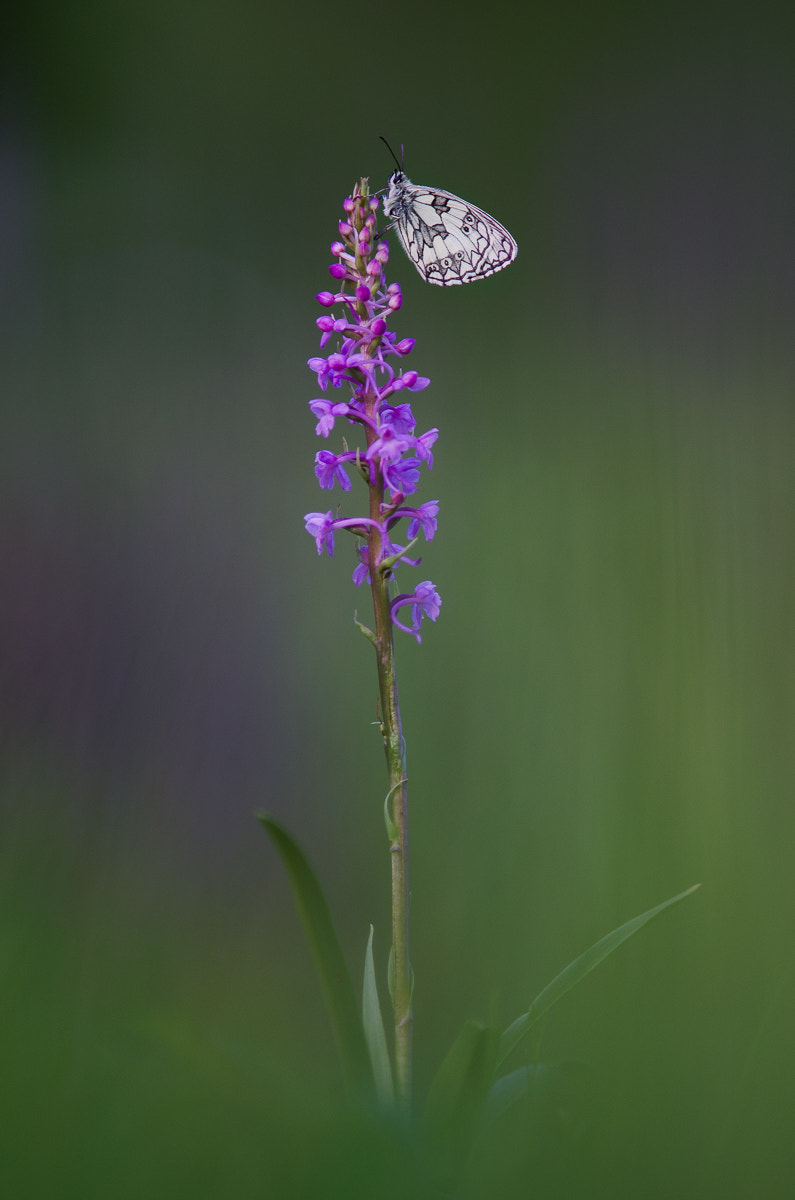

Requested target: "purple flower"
[
  {"left": 314, "top": 450, "right": 352, "bottom": 491},
  {"left": 392, "top": 370, "right": 430, "bottom": 392},
  {"left": 402, "top": 501, "right": 440, "bottom": 541},
  {"left": 309, "top": 399, "right": 352, "bottom": 438},
  {"left": 380, "top": 403, "right": 416, "bottom": 434},
  {"left": 382, "top": 456, "right": 421, "bottom": 497},
  {"left": 415, "top": 428, "right": 438, "bottom": 466},
  {"left": 316, "top": 314, "right": 349, "bottom": 348},
  {"left": 305, "top": 182, "right": 442, "bottom": 638},
  {"left": 305, "top": 511, "right": 337, "bottom": 556},
  {"left": 352, "top": 559, "right": 370, "bottom": 587},
  {"left": 390, "top": 582, "right": 442, "bottom": 643},
  {"left": 366, "top": 425, "right": 416, "bottom": 466},
  {"left": 307, "top": 351, "right": 352, "bottom": 391},
  {"left": 306, "top": 511, "right": 384, "bottom": 557}
]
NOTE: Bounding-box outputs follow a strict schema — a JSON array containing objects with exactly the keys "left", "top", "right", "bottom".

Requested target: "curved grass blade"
[
  {"left": 363, "top": 926, "right": 395, "bottom": 1107},
  {"left": 258, "top": 813, "right": 372, "bottom": 1096},
  {"left": 499, "top": 883, "right": 701, "bottom": 1067}
]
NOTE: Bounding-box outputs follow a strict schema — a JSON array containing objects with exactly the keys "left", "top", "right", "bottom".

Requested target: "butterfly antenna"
[{"left": 379, "top": 135, "right": 403, "bottom": 173}]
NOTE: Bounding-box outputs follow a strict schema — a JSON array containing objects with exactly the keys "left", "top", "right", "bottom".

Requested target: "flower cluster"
[{"left": 304, "top": 183, "right": 441, "bottom": 642}]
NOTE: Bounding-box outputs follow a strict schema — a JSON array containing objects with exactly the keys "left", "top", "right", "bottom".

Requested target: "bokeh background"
[{"left": 2, "top": 2, "right": 794, "bottom": 1197}]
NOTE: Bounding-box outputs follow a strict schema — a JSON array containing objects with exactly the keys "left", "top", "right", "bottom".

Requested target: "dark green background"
[{"left": 2, "top": 2, "right": 794, "bottom": 1197}]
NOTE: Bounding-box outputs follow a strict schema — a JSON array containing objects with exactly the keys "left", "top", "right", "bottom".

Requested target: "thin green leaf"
[
  {"left": 258, "top": 813, "right": 372, "bottom": 1096},
  {"left": 423, "top": 1021, "right": 500, "bottom": 1189},
  {"left": 499, "top": 883, "right": 701, "bottom": 1066},
  {"left": 363, "top": 926, "right": 395, "bottom": 1107}
]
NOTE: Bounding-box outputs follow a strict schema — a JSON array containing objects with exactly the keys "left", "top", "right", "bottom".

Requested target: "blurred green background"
[{"left": 2, "top": 2, "right": 794, "bottom": 1197}]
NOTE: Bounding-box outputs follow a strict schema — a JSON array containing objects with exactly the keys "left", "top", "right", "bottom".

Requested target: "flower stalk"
[{"left": 305, "top": 178, "right": 441, "bottom": 1109}]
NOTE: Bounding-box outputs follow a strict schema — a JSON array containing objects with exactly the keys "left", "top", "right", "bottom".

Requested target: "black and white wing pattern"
[{"left": 382, "top": 169, "right": 518, "bottom": 286}]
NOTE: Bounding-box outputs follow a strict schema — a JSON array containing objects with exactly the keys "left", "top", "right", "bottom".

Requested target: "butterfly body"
[{"left": 382, "top": 169, "right": 518, "bottom": 286}]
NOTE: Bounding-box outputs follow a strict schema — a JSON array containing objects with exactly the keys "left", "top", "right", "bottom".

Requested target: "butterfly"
[{"left": 381, "top": 150, "right": 518, "bottom": 286}]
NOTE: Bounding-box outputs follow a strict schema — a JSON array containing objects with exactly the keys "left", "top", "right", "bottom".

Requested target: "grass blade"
[
  {"left": 499, "top": 883, "right": 701, "bottom": 1066},
  {"left": 258, "top": 813, "right": 372, "bottom": 1096},
  {"left": 362, "top": 926, "right": 395, "bottom": 1106}
]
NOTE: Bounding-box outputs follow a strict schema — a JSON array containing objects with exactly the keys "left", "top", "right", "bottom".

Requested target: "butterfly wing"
[{"left": 384, "top": 173, "right": 517, "bottom": 286}]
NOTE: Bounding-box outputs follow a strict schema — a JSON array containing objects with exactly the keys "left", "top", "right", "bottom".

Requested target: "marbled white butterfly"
[{"left": 381, "top": 141, "right": 518, "bottom": 286}]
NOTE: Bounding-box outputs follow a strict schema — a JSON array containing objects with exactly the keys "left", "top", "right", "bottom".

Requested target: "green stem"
[
  {"left": 371, "top": 563, "right": 412, "bottom": 1108},
  {"left": 365, "top": 386, "right": 411, "bottom": 1110},
  {"left": 350, "top": 179, "right": 412, "bottom": 1108}
]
